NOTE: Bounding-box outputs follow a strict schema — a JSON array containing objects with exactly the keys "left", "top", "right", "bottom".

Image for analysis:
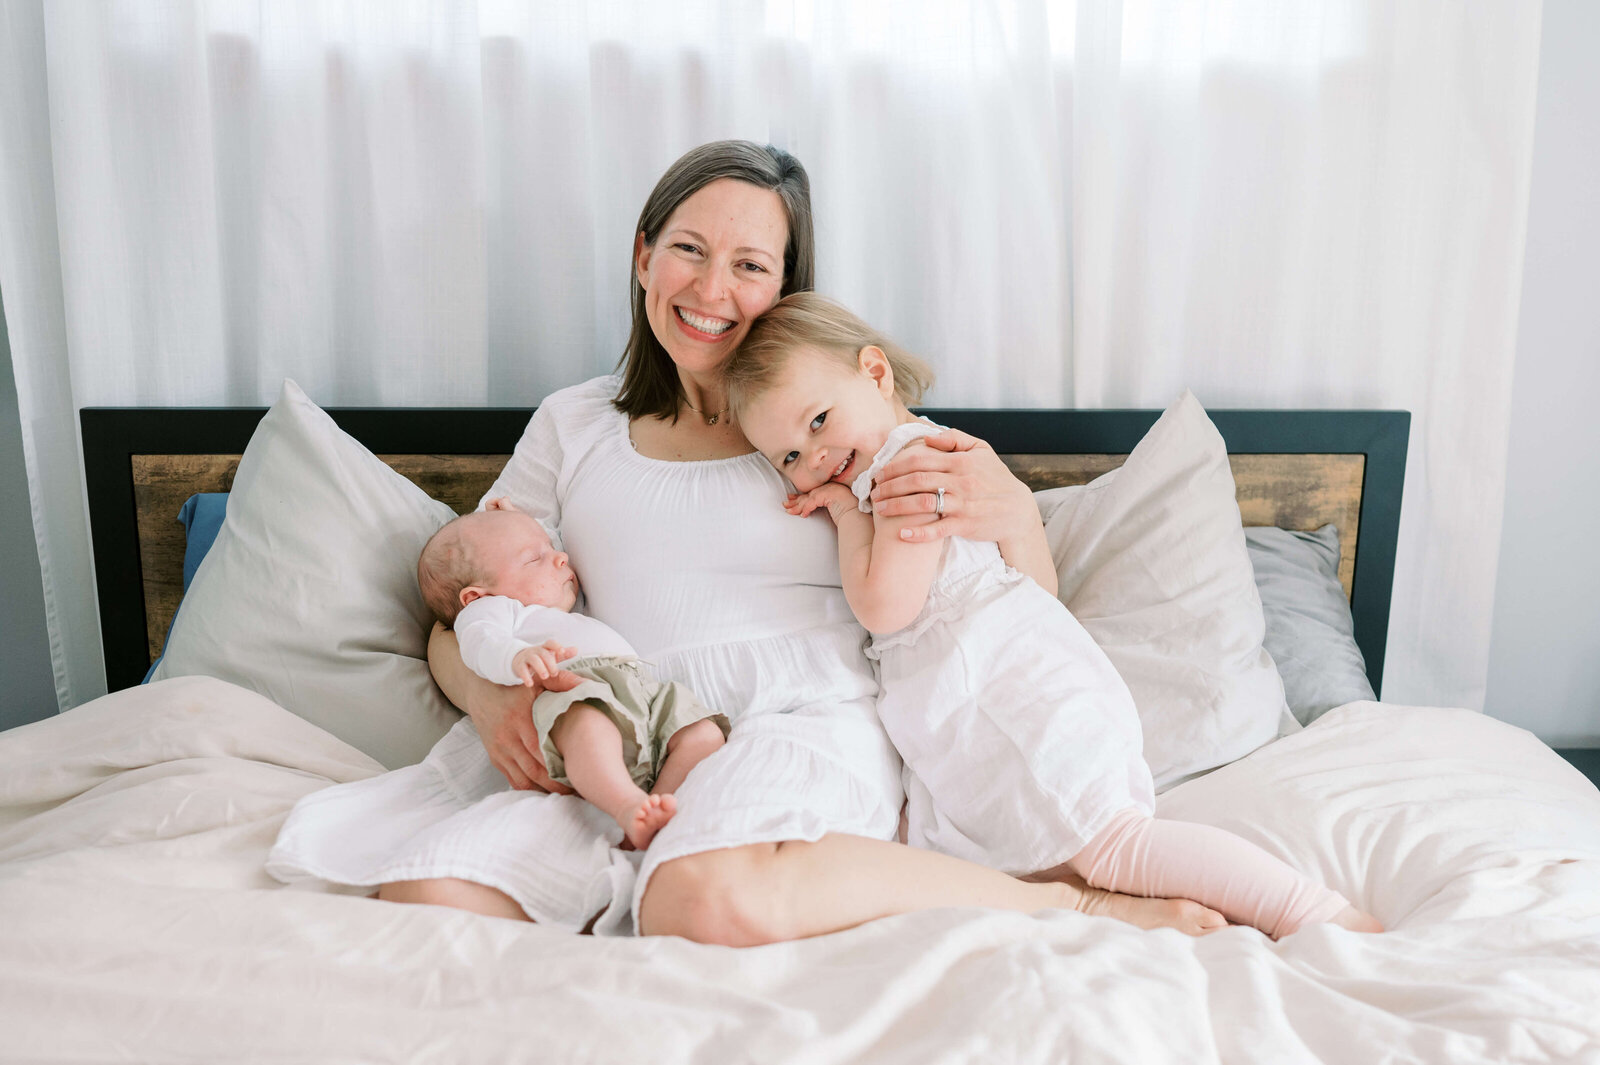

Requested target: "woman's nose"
[{"left": 694, "top": 264, "right": 729, "bottom": 303}]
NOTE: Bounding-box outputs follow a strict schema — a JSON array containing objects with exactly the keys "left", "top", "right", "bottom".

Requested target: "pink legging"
[{"left": 1070, "top": 809, "right": 1350, "bottom": 938}]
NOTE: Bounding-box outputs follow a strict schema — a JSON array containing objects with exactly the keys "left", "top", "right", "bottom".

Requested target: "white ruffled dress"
[
  {"left": 267, "top": 376, "right": 903, "bottom": 935},
  {"left": 854, "top": 421, "right": 1154, "bottom": 875}
]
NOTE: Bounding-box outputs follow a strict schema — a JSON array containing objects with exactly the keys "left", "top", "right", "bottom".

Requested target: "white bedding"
[{"left": 3, "top": 676, "right": 1598, "bottom": 1064}]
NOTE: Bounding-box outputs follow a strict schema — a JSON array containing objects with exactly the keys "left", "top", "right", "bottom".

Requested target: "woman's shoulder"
[{"left": 536, "top": 374, "right": 623, "bottom": 420}]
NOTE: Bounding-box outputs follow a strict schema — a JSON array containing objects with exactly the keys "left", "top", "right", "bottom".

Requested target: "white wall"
[{"left": 1483, "top": 0, "right": 1600, "bottom": 746}]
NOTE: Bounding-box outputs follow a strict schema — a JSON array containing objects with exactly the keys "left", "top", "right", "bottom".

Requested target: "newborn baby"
[{"left": 418, "top": 500, "right": 729, "bottom": 849}]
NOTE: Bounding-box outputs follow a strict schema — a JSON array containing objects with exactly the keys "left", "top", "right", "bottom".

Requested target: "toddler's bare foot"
[
  {"left": 1073, "top": 885, "right": 1228, "bottom": 936},
  {"left": 621, "top": 793, "right": 677, "bottom": 850},
  {"left": 1328, "top": 905, "right": 1384, "bottom": 933}
]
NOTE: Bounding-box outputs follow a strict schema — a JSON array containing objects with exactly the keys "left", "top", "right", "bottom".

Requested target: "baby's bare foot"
[
  {"left": 1075, "top": 885, "right": 1228, "bottom": 936},
  {"left": 622, "top": 793, "right": 677, "bottom": 850},
  {"left": 1328, "top": 905, "right": 1384, "bottom": 933}
]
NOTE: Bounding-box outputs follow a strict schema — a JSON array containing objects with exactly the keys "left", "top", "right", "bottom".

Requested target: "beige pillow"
[
  {"left": 150, "top": 380, "right": 460, "bottom": 768},
  {"left": 1040, "top": 391, "right": 1289, "bottom": 791}
]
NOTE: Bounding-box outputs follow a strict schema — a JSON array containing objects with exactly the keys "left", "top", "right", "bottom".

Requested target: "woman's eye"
[
  {"left": 740, "top": 261, "right": 767, "bottom": 273},
  {"left": 675, "top": 243, "right": 700, "bottom": 255},
  {"left": 783, "top": 451, "right": 798, "bottom": 466},
  {"left": 810, "top": 411, "right": 827, "bottom": 431}
]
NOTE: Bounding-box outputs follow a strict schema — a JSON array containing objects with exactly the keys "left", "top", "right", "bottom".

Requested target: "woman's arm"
[
  {"left": 869, "top": 430, "right": 1058, "bottom": 595},
  {"left": 428, "top": 621, "right": 576, "bottom": 793}
]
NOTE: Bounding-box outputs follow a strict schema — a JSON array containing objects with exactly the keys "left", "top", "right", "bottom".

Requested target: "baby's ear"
[
  {"left": 485, "top": 497, "right": 519, "bottom": 512},
  {"left": 459, "top": 586, "right": 488, "bottom": 608}
]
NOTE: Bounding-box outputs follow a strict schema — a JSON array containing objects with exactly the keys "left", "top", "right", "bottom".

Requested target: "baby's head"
[
  {"left": 417, "top": 504, "right": 579, "bottom": 625},
  {"left": 725, "top": 292, "right": 935, "bottom": 492}
]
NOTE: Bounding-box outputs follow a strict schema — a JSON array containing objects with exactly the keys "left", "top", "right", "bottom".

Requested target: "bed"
[{"left": 2, "top": 387, "right": 1597, "bottom": 1063}]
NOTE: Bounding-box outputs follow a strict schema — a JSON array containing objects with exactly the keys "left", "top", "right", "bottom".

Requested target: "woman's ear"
[
  {"left": 634, "top": 231, "right": 652, "bottom": 288},
  {"left": 859, "top": 345, "right": 896, "bottom": 398}
]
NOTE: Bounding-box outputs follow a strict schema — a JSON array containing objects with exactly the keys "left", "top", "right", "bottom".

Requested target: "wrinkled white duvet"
[{"left": 2, "top": 677, "right": 1597, "bottom": 1064}]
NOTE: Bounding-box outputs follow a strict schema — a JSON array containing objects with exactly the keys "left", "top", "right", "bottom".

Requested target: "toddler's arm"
[{"left": 791, "top": 483, "right": 941, "bottom": 635}]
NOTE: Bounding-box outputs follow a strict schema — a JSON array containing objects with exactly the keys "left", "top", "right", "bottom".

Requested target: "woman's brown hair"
[
  {"left": 724, "top": 292, "right": 935, "bottom": 414},
  {"left": 613, "top": 140, "right": 815, "bottom": 422}
]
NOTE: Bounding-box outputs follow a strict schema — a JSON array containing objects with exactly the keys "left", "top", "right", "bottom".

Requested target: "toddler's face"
[
  {"left": 741, "top": 346, "right": 902, "bottom": 493},
  {"left": 465, "top": 510, "right": 579, "bottom": 612}
]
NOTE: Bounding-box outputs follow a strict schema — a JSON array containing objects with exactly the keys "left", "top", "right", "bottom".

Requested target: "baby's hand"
[
  {"left": 512, "top": 640, "right": 577, "bottom": 686},
  {"left": 784, "top": 482, "right": 856, "bottom": 524}
]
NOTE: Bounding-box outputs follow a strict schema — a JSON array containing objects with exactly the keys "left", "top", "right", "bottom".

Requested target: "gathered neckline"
[{"left": 616, "top": 406, "right": 766, "bottom": 471}]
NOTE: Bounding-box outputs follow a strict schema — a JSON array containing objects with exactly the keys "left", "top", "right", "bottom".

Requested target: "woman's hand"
[
  {"left": 428, "top": 622, "right": 579, "bottom": 793},
  {"left": 469, "top": 676, "right": 581, "bottom": 793},
  {"left": 870, "top": 430, "right": 1033, "bottom": 542},
  {"left": 869, "top": 430, "right": 1058, "bottom": 594}
]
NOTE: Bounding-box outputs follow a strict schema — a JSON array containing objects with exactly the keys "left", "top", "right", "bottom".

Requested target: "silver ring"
[{"left": 935, "top": 486, "right": 946, "bottom": 517}]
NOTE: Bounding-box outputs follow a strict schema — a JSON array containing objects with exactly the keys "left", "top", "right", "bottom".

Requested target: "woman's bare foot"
[
  {"left": 1074, "top": 885, "right": 1228, "bottom": 936},
  {"left": 1328, "top": 905, "right": 1384, "bottom": 933},
  {"left": 621, "top": 793, "right": 677, "bottom": 850}
]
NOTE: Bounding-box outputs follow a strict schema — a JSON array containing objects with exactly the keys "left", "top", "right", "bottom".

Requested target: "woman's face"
[{"left": 635, "top": 178, "right": 788, "bottom": 379}]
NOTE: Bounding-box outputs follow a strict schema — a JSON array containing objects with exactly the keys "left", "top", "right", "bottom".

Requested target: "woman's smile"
[{"left": 674, "top": 305, "right": 737, "bottom": 340}]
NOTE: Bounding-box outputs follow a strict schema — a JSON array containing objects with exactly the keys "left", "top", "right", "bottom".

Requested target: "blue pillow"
[{"left": 141, "top": 492, "right": 229, "bottom": 682}]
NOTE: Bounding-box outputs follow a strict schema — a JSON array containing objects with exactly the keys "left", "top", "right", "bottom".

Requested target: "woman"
[{"left": 360, "top": 141, "right": 1222, "bottom": 942}]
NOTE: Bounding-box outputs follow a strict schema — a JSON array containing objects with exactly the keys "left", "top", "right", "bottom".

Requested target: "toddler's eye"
[
  {"left": 782, "top": 451, "right": 799, "bottom": 466},
  {"left": 810, "top": 411, "right": 827, "bottom": 431}
]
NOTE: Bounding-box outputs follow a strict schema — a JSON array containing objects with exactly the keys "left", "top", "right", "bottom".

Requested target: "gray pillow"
[{"left": 1243, "top": 525, "right": 1375, "bottom": 725}]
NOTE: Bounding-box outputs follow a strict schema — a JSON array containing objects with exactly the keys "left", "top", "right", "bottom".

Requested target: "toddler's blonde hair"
[{"left": 725, "top": 293, "right": 934, "bottom": 416}]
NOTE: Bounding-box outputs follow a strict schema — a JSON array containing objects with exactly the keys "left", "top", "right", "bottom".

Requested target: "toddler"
[
  {"left": 723, "top": 292, "right": 1382, "bottom": 938},
  {"left": 418, "top": 500, "right": 729, "bottom": 849}
]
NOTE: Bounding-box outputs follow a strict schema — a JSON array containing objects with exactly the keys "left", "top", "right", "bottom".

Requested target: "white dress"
[
  {"left": 267, "top": 377, "right": 902, "bottom": 935},
  {"left": 855, "top": 422, "right": 1154, "bottom": 875}
]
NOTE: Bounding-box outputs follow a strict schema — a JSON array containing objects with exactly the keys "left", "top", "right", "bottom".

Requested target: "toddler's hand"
[{"left": 784, "top": 482, "right": 856, "bottom": 524}]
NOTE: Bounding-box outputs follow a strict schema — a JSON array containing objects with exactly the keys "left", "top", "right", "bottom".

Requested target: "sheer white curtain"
[{"left": 0, "top": 0, "right": 1541, "bottom": 712}]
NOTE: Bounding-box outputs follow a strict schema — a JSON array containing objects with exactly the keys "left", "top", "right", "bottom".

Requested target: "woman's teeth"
[{"left": 676, "top": 307, "right": 734, "bottom": 335}]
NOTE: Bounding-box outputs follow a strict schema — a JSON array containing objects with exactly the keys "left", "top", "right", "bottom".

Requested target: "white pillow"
[
  {"left": 1039, "top": 391, "right": 1289, "bottom": 791},
  {"left": 150, "top": 380, "right": 461, "bottom": 768}
]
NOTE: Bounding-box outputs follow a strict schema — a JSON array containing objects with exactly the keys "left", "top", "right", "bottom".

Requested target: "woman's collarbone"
[{"left": 628, "top": 415, "right": 755, "bottom": 462}]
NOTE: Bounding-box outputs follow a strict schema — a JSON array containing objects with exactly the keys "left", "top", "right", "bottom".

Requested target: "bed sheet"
[{"left": 2, "top": 676, "right": 1597, "bottom": 1064}]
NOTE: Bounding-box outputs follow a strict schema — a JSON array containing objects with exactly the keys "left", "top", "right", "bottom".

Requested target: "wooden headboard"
[{"left": 80, "top": 406, "right": 1409, "bottom": 697}]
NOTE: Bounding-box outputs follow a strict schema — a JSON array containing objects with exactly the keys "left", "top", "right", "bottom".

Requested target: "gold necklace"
[{"left": 683, "top": 397, "right": 730, "bottom": 425}]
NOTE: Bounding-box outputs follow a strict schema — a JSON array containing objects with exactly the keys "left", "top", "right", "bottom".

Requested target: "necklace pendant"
[{"left": 705, "top": 413, "right": 720, "bottom": 426}]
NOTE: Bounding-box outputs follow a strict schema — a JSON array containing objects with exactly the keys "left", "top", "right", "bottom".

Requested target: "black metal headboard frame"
[{"left": 80, "top": 406, "right": 1409, "bottom": 696}]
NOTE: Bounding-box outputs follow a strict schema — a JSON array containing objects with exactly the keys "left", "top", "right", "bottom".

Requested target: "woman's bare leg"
[
  {"left": 638, "top": 834, "right": 1226, "bottom": 947},
  {"left": 378, "top": 877, "right": 530, "bottom": 921}
]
